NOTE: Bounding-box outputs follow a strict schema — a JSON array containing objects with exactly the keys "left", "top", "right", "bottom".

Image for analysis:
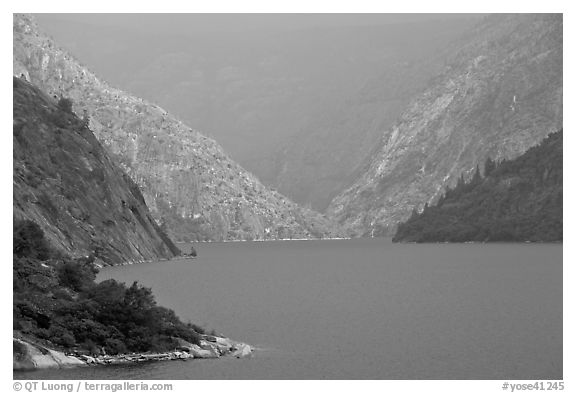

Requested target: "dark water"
[{"left": 17, "top": 239, "right": 562, "bottom": 379}]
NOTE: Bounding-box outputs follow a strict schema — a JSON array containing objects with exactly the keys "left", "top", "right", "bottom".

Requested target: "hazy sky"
[{"left": 34, "top": 13, "right": 479, "bottom": 35}]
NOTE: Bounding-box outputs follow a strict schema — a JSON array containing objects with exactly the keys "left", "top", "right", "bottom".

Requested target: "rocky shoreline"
[{"left": 14, "top": 335, "right": 252, "bottom": 371}]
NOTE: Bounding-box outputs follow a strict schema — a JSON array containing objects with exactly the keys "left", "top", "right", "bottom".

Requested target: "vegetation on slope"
[
  {"left": 13, "top": 77, "right": 182, "bottom": 264},
  {"left": 14, "top": 220, "right": 206, "bottom": 355},
  {"left": 393, "top": 130, "right": 562, "bottom": 242},
  {"left": 13, "top": 78, "right": 203, "bottom": 357}
]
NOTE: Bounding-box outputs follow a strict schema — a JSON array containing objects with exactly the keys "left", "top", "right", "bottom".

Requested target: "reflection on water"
[{"left": 16, "top": 239, "right": 562, "bottom": 379}]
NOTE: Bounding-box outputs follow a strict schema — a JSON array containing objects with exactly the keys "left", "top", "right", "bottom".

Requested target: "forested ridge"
[{"left": 393, "top": 130, "right": 562, "bottom": 243}]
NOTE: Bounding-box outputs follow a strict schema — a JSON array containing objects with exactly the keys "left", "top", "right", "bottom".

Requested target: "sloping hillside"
[
  {"left": 13, "top": 13, "right": 340, "bottom": 241},
  {"left": 13, "top": 77, "right": 180, "bottom": 265},
  {"left": 32, "top": 15, "right": 477, "bottom": 198},
  {"left": 393, "top": 130, "right": 562, "bottom": 242},
  {"left": 327, "top": 14, "right": 562, "bottom": 236},
  {"left": 266, "top": 54, "right": 451, "bottom": 211}
]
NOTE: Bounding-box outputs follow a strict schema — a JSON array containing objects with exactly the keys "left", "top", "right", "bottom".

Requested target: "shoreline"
[
  {"left": 109, "top": 237, "right": 357, "bottom": 267},
  {"left": 112, "top": 255, "right": 196, "bottom": 267},
  {"left": 14, "top": 334, "right": 253, "bottom": 372},
  {"left": 176, "top": 237, "right": 353, "bottom": 244},
  {"left": 392, "top": 240, "right": 563, "bottom": 244}
]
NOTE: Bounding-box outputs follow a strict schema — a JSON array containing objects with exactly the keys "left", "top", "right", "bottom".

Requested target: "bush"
[
  {"left": 104, "top": 338, "right": 127, "bottom": 355},
  {"left": 13, "top": 220, "right": 52, "bottom": 260},
  {"left": 57, "top": 97, "right": 73, "bottom": 113},
  {"left": 48, "top": 325, "right": 76, "bottom": 347},
  {"left": 56, "top": 259, "right": 97, "bottom": 292}
]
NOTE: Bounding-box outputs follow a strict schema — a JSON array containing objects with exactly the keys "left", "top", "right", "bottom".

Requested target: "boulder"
[
  {"left": 214, "top": 336, "right": 234, "bottom": 347},
  {"left": 175, "top": 351, "right": 192, "bottom": 360},
  {"left": 208, "top": 337, "right": 234, "bottom": 355},
  {"left": 231, "top": 343, "right": 252, "bottom": 359},
  {"left": 188, "top": 344, "right": 219, "bottom": 359},
  {"left": 79, "top": 355, "right": 97, "bottom": 364},
  {"left": 199, "top": 340, "right": 221, "bottom": 356}
]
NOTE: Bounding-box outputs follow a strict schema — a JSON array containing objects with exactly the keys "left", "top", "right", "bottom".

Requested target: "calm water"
[{"left": 17, "top": 239, "right": 562, "bottom": 379}]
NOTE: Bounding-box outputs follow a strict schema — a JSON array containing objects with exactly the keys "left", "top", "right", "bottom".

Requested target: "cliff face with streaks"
[
  {"left": 32, "top": 15, "right": 477, "bottom": 211},
  {"left": 13, "top": 77, "right": 180, "bottom": 265},
  {"left": 13, "top": 14, "right": 341, "bottom": 242},
  {"left": 258, "top": 20, "right": 476, "bottom": 212},
  {"left": 327, "top": 14, "right": 562, "bottom": 236}
]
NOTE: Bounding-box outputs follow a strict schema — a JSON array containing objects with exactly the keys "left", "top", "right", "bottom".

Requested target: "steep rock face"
[
  {"left": 13, "top": 77, "right": 180, "bottom": 265},
  {"left": 258, "top": 20, "right": 476, "bottom": 211},
  {"left": 268, "top": 57, "right": 450, "bottom": 212},
  {"left": 327, "top": 14, "right": 562, "bottom": 236},
  {"left": 13, "top": 14, "right": 340, "bottom": 241},
  {"left": 32, "top": 15, "right": 477, "bottom": 195}
]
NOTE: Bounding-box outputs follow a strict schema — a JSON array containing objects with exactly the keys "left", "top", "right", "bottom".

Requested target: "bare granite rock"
[
  {"left": 14, "top": 334, "right": 253, "bottom": 370},
  {"left": 13, "top": 13, "right": 341, "bottom": 242},
  {"left": 327, "top": 14, "right": 562, "bottom": 236}
]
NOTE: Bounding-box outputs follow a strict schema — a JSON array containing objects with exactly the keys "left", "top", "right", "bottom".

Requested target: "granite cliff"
[
  {"left": 13, "top": 14, "right": 340, "bottom": 241},
  {"left": 13, "top": 77, "right": 180, "bottom": 265},
  {"left": 259, "top": 19, "right": 477, "bottom": 211},
  {"left": 32, "top": 15, "right": 477, "bottom": 204},
  {"left": 327, "top": 14, "right": 562, "bottom": 236}
]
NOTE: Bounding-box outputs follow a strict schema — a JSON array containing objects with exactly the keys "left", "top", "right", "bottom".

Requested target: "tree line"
[{"left": 393, "top": 130, "right": 562, "bottom": 242}]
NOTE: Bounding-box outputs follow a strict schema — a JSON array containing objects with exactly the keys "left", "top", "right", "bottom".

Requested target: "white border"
[{"left": 3, "top": 2, "right": 572, "bottom": 391}]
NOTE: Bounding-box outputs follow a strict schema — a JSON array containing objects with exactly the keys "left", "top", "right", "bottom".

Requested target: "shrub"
[
  {"left": 13, "top": 220, "right": 52, "bottom": 260},
  {"left": 56, "top": 259, "right": 97, "bottom": 292},
  {"left": 14, "top": 219, "right": 207, "bottom": 354},
  {"left": 57, "top": 97, "right": 73, "bottom": 113},
  {"left": 104, "top": 338, "right": 127, "bottom": 355},
  {"left": 48, "top": 325, "right": 76, "bottom": 347}
]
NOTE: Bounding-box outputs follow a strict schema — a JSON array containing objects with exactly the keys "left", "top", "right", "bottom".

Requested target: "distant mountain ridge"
[
  {"left": 13, "top": 13, "right": 341, "bottom": 241},
  {"left": 327, "top": 14, "right": 562, "bottom": 237},
  {"left": 32, "top": 15, "right": 479, "bottom": 211},
  {"left": 13, "top": 77, "right": 180, "bottom": 265},
  {"left": 393, "top": 130, "right": 562, "bottom": 242},
  {"left": 257, "top": 19, "right": 479, "bottom": 212}
]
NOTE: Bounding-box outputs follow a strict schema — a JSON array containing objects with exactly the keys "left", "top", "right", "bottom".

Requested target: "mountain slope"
[
  {"left": 327, "top": 14, "right": 562, "bottom": 236},
  {"left": 393, "top": 130, "right": 562, "bottom": 242},
  {"left": 13, "top": 14, "right": 340, "bottom": 241},
  {"left": 32, "top": 15, "right": 478, "bottom": 191},
  {"left": 266, "top": 54, "right": 451, "bottom": 211},
  {"left": 13, "top": 77, "right": 180, "bottom": 265},
  {"left": 254, "top": 18, "right": 478, "bottom": 211}
]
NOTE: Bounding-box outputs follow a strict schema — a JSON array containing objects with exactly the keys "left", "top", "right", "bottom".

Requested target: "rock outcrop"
[
  {"left": 14, "top": 334, "right": 252, "bottom": 371},
  {"left": 13, "top": 13, "right": 340, "bottom": 242},
  {"left": 327, "top": 14, "right": 562, "bottom": 236},
  {"left": 14, "top": 338, "right": 86, "bottom": 370},
  {"left": 13, "top": 77, "right": 180, "bottom": 265}
]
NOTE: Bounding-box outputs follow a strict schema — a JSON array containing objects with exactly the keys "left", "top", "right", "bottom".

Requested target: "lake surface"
[{"left": 18, "top": 239, "right": 562, "bottom": 379}]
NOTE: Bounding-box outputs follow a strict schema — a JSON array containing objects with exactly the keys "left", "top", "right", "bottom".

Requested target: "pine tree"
[{"left": 484, "top": 157, "right": 496, "bottom": 177}]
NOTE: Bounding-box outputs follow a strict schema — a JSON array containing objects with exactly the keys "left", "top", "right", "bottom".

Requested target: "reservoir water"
[{"left": 17, "top": 239, "right": 562, "bottom": 379}]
